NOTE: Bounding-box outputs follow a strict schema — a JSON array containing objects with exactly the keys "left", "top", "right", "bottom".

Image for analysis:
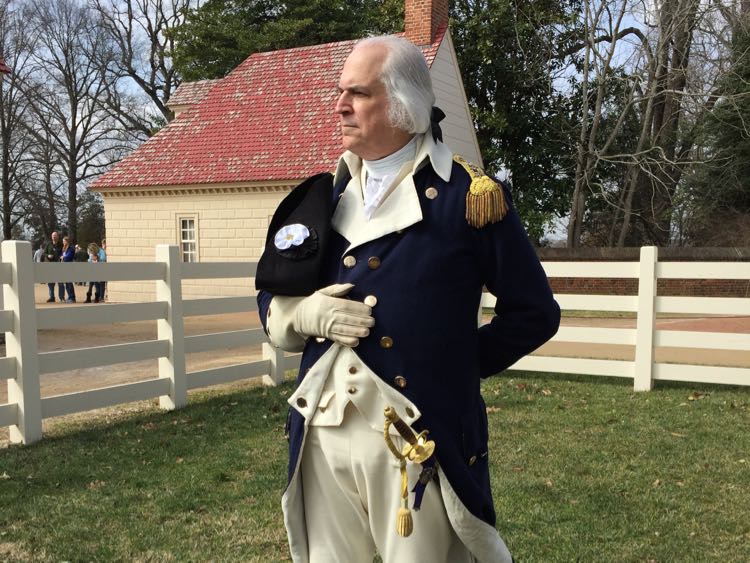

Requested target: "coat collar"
[
  {"left": 333, "top": 133, "right": 454, "bottom": 186},
  {"left": 332, "top": 135, "right": 454, "bottom": 252}
]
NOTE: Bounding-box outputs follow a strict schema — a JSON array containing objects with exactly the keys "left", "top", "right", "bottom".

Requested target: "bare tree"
[
  {"left": 93, "top": 0, "right": 195, "bottom": 136},
  {"left": 22, "top": 0, "right": 127, "bottom": 242},
  {"left": 0, "top": 0, "right": 38, "bottom": 240},
  {"left": 16, "top": 124, "right": 66, "bottom": 240},
  {"left": 567, "top": 0, "right": 636, "bottom": 246},
  {"left": 566, "top": 0, "right": 730, "bottom": 247}
]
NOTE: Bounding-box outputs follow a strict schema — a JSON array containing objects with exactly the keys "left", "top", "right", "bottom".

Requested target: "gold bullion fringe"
[
  {"left": 466, "top": 187, "right": 508, "bottom": 228},
  {"left": 454, "top": 154, "right": 508, "bottom": 228}
]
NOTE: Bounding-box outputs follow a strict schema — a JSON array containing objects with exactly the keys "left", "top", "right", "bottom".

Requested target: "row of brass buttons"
[{"left": 343, "top": 255, "right": 382, "bottom": 269}]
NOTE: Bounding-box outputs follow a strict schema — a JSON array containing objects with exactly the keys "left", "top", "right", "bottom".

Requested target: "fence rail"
[
  {"left": 1, "top": 241, "right": 748, "bottom": 444},
  {"left": 487, "top": 247, "right": 750, "bottom": 391}
]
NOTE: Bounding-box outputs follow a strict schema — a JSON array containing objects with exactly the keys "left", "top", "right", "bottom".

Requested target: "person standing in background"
[
  {"left": 85, "top": 243, "right": 104, "bottom": 303},
  {"left": 60, "top": 236, "right": 76, "bottom": 303},
  {"left": 44, "top": 231, "right": 64, "bottom": 303},
  {"left": 74, "top": 244, "right": 88, "bottom": 286},
  {"left": 33, "top": 242, "right": 45, "bottom": 264},
  {"left": 99, "top": 239, "right": 107, "bottom": 302}
]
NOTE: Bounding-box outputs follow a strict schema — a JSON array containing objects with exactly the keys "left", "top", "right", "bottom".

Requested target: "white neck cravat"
[{"left": 361, "top": 135, "right": 419, "bottom": 219}]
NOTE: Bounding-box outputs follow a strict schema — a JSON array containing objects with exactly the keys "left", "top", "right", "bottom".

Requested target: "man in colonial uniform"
[{"left": 257, "top": 35, "right": 560, "bottom": 563}]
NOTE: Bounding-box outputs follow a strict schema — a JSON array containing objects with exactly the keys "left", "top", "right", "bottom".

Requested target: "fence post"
[
  {"left": 261, "top": 342, "right": 285, "bottom": 386},
  {"left": 634, "top": 246, "right": 658, "bottom": 391},
  {"left": 2, "top": 241, "right": 42, "bottom": 444},
  {"left": 155, "top": 245, "right": 187, "bottom": 409}
]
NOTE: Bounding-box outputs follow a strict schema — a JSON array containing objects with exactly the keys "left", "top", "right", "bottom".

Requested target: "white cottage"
[{"left": 91, "top": 0, "right": 482, "bottom": 301}]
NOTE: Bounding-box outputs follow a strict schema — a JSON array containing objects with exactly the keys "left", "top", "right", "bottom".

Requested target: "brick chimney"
[{"left": 404, "top": 0, "right": 449, "bottom": 46}]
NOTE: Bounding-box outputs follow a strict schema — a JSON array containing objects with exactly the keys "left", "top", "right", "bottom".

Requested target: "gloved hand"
[{"left": 293, "top": 283, "right": 374, "bottom": 347}]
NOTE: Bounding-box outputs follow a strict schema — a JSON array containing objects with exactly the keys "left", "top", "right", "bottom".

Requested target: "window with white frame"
[{"left": 178, "top": 216, "right": 198, "bottom": 262}]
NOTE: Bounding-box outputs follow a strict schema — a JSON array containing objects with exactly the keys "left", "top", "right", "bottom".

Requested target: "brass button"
[
  {"left": 348, "top": 366, "right": 358, "bottom": 374},
  {"left": 405, "top": 407, "right": 415, "bottom": 418},
  {"left": 468, "top": 455, "right": 477, "bottom": 466},
  {"left": 394, "top": 375, "right": 407, "bottom": 389},
  {"left": 425, "top": 187, "right": 438, "bottom": 199},
  {"left": 343, "top": 255, "right": 356, "bottom": 268},
  {"left": 296, "top": 397, "right": 307, "bottom": 408},
  {"left": 380, "top": 336, "right": 393, "bottom": 349},
  {"left": 347, "top": 386, "right": 357, "bottom": 395},
  {"left": 364, "top": 295, "right": 377, "bottom": 307},
  {"left": 367, "top": 256, "right": 381, "bottom": 269}
]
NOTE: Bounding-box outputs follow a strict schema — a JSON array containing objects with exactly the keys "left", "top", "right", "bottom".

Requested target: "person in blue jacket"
[
  {"left": 60, "top": 235, "right": 76, "bottom": 303},
  {"left": 257, "top": 35, "right": 560, "bottom": 563}
]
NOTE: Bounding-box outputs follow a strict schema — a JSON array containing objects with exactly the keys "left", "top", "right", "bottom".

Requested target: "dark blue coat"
[{"left": 258, "top": 157, "right": 560, "bottom": 527}]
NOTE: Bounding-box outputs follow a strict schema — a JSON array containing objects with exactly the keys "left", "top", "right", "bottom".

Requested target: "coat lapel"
[{"left": 331, "top": 135, "right": 454, "bottom": 254}]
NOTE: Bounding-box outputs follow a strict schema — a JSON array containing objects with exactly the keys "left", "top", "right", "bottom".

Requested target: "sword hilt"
[
  {"left": 384, "top": 406, "right": 417, "bottom": 445},
  {"left": 383, "top": 406, "right": 435, "bottom": 464}
]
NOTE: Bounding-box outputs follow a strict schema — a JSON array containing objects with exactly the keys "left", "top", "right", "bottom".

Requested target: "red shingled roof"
[
  {"left": 169, "top": 79, "right": 222, "bottom": 108},
  {"left": 92, "top": 27, "right": 446, "bottom": 190}
]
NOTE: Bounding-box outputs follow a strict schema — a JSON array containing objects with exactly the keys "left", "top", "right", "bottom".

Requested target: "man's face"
[
  {"left": 51, "top": 232, "right": 59, "bottom": 243},
  {"left": 335, "top": 43, "right": 411, "bottom": 160}
]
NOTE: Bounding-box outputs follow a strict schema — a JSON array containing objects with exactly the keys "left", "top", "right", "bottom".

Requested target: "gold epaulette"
[{"left": 453, "top": 155, "right": 508, "bottom": 228}]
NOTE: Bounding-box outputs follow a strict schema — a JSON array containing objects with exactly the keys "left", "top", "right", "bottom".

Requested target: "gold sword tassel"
[
  {"left": 396, "top": 458, "right": 412, "bottom": 537},
  {"left": 383, "top": 406, "right": 435, "bottom": 537}
]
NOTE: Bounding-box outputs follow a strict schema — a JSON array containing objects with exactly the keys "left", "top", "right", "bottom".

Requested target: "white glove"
[{"left": 293, "top": 283, "right": 374, "bottom": 347}]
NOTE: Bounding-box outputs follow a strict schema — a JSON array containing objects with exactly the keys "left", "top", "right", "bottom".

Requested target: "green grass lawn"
[{"left": 1, "top": 373, "right": 748, "bottom": 562}]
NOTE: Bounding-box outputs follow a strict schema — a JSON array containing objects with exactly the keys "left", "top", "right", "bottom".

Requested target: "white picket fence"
[{"left": 1, "top": 241, "right": 748, "bottom": 445}]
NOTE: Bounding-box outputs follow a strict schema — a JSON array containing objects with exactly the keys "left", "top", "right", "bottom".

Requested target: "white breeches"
[{"left": 301, "top": 403, "right": 474, "bottom": 563}]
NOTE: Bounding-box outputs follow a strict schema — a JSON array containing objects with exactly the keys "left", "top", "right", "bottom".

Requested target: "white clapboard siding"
[
  {"left": 185, "top": 329, "right": 266, "bottom": 353},
  {"left": 187, "top": 360, "right": 271, "bottom": 390},
  {"left": 656, "top": 296, "right": 750, "bottom": 316},
  {"left": 182, "top": 296, "right": 257, "bottom": 317},
  {"left": 655, "top": 330, "right": 750, "bottom": 351},
  {"left": 41, "top": 378, "right": 172, "bottom": 419},
  {"left": 38, "top": 340, "right": 170, "bottom": 374},
  {"left": 430, "top": 33, "right": 482, "bottom": 166}
]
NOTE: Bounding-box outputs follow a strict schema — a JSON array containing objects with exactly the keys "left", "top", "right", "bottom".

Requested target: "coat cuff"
[{"left": 267, "top": 296, "right": 307, "bottom": 352}]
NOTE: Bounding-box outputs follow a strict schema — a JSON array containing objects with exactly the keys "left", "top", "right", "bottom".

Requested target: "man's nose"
[{"left": 335, "top": 92, "right": 350, "bottom": 114}]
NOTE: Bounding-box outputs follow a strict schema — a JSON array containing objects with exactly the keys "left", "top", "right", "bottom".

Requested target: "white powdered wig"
[{"left": 356, "top": 35, "right": 435, "bottom": 134}]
